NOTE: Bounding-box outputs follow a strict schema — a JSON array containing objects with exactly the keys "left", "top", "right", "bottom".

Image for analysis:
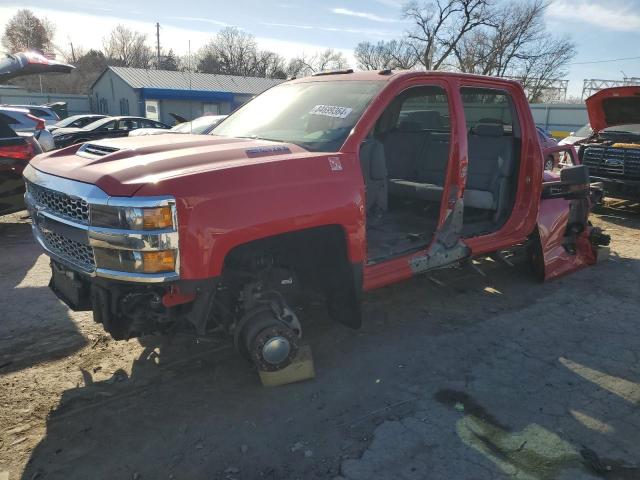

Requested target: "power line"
[{"left": 570, "top": 56, "right": 640, "bottom": 66}]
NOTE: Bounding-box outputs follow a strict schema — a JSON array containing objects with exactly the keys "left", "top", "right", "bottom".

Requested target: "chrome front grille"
[
  {"left": 26, "top": 181, "right": 90, "bottom": 224},
  {"left": 583, "top": 146, "right": 640, "bottom": 179},
  {"left": 37, "top": 226, "right": 95, "bottom": 271}
]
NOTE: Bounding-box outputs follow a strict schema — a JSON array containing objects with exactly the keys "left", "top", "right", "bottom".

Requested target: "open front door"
[{"left": 361, "top": 80, "right": 470, "bottom": 290}]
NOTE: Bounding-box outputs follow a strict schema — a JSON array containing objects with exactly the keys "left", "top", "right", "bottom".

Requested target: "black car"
[
  {"left": 53, "top": 116, "right": 170, "bottom": 148},
  {"left": 48, "top": 114, "right": 107, "bottom": 132}
]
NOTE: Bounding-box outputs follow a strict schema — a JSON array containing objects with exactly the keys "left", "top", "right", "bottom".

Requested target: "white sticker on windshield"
[{"left": 309, "top": 104, "right": 353, "bottom": 119}]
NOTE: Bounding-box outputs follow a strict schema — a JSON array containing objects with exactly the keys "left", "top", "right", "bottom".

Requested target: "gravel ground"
[{"left": 1, "top": 200, "right": 639, "bottom": 480}]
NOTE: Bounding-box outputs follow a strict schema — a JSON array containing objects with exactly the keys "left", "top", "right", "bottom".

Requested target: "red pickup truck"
[{"left": 23, "top": 70, "right": 608, "bottom": 371}]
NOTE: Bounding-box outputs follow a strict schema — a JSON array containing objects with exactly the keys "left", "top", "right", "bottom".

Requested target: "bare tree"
[
  {"left": 354, "top": 40, "right": 418, "bottom": 70},
  {"left": 403, "top": 0, "right": 491, "bottom": 70},
  {"left": 517, "top": 36, "right": 575, "bottom": 102},
  {"left": 1, "top": 9, "right": 55, "bottom": 54},
  {"left": 451, "top": 0, "right": 576, "bottom": 101},
  {"left": 103, "top": 25, "right": 153, "bottom": 68},
  {"left": 196, "top": 27, "right": 286, "bottom": 78},
  {"left": 253, "top": 50, "right": 287, "bottom": 79},
  {"left": 212, "top": 27, "right": 258, "bottom": 76},
  {"left": 287, "top": 49, "right": 349, "bottom": 77}
]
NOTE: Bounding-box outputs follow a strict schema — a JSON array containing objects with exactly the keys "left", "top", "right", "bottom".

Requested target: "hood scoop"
[{"left": 77, "top": 143, "right": 120, "bottom": 159}]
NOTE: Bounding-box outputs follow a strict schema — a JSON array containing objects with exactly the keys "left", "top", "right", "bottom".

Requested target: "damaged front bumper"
[{"left": 22, "top": 165, "right": 213, "bottom": 339}]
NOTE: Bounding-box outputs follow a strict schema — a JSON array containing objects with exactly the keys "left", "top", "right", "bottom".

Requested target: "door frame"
[{"left": 349, "top": 73, "right": 541, "bottom": 291}]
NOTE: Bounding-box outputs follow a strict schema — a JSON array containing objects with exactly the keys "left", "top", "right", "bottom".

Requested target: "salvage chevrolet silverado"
[{"left": 23, "top": 71, "right": 608, "bottom": 371}]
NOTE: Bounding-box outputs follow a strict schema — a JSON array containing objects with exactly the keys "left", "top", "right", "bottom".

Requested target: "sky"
[{"left": 0, "top": 0, "right": 639, "bottom": 98}]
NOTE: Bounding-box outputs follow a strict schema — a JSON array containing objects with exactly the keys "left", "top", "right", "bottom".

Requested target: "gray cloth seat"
[
  {"left": 360, "top": 138, "right": 388, "bottom": 213},
  {"left": 384, "top": 121, "right": 429, "bottom": 179},
  {"left": 387, "top": 125, "right": 450, "bottom": 203},
  {"left": 388, "top": 179, "right": 443, "bottom": 202},
  {"left": 464, "top": 124, "right": 514, "bottom": 212}
]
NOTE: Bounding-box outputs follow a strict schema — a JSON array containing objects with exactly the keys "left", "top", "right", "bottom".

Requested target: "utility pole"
[
  {"left": 69, "top": 40, "right": 76, "bottom": 63},
  {"left": 156, "top": 22, "right": 161, "bottom": 69}
]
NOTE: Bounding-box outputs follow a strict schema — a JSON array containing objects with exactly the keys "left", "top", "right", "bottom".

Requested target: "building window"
[
  {"left": 120, "top": 98, "right": 130, "bottom": 115},
  {"left": 99, "top": 98, "right": 109, "bottom": 114},
  {"left": 203, "top": 103, "right": 219, "bottom": 115}
]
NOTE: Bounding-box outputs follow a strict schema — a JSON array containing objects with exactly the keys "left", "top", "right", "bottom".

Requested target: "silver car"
[
  {"left": 8, "top": 104, "right": 60, "bottom": 126},
  {"left": 0, "top": 106, "right": 55, "bottom": 151}
]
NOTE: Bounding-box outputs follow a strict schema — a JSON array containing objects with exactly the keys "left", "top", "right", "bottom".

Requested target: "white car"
[
  {"left": 0, "top": 106, "right": 54, "bottom": 151},
  {"left": 129, "top": 115, "right": 227, "bottom": 136},
  {"left": 8, "top": 104, "right": 60, "bottom": 126},
  {"left": 558, "top": 123, "right": 593, "bottom": 147}
]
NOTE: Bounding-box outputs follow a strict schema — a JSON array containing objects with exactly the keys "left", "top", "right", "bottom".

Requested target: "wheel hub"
[{"left": 262, "top": 336, "right": 291, "bottom": 365}]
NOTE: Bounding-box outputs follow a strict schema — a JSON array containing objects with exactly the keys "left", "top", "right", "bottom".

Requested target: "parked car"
[
  {"left": 8, "top": 104, "right": 60, "bottom": 126},
  {"left": 0, "top": 106, "right": 55, "bottom": 151},
  {"left": 578, "top": 86, "right": 640, "bottom": 201},
  {"left": 536, "top": 126, "right": 559, "bottom": 171},
  {"left": 0, "top": 51, "right": 72, "bottom": 216},
  {"left": 53, "top": 116, "right": 170, "bottom": 148},
  {"left": 559, "top": 123, "right": 593, "bottom": 147},
  {"left": 24, "top": 71, "right": 608, "bottom": 372},
  {"left": 129, "top": 115, "right": 227, "bottom": 136},
  {"left": 48, "top": 114, "right": 107, "bottom": 132},
  {"left": 0, "top": 121, "right": 42, "bottom": 216}
]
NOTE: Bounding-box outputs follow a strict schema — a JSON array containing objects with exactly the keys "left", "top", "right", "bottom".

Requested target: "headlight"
[
  {"left": 91, "top": 205, "right": 174, "bottom": 230},
  {"left": 88, "top": 198, "right": 179, "bottom": 278},
  {"left": 55, "top": 134, "right": 72, "bottom": 141},
  {"left": 94, "top": 248, "right": 177, "bottom": 273}
]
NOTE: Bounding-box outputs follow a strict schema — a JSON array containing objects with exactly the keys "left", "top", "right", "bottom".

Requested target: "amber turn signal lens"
[
  {"left": 143, "top": 207, "right": 173, "bottom": 229},
  {"left": 142, "top": 250, "right": 176, "bottom": 273}
]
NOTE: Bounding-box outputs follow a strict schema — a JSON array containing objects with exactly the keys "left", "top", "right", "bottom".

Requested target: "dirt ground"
[{"left": 1, "top": 201, "right": 640, "bottom": 480}]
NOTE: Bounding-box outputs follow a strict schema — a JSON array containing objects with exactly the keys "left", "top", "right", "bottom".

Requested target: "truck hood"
[
  {"left": 586, "top": 86, "right": 640, "bottom": 132},
  {"left": 30, "top": 134, "right": 309, "bottom": 196}
]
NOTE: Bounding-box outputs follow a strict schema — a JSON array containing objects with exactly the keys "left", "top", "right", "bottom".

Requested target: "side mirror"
[
  {"left": 560, "top": 164, "right": 589, "bottom": 185},
  {"left": 542, "top": 165, "right": 590, "bottom": 200}
]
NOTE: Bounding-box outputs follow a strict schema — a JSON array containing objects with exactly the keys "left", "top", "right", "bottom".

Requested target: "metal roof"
[{"left": 106, "top": 67, "right": 283, "bottom": 95}]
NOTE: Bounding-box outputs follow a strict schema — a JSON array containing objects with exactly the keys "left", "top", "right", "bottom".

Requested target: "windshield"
[
  {"left": 211, "top": 80, "right": 385, "bottom": 152},
  {"left": 82, "top": 117, "right": 114, "bottom": 131},
  {"left": 55, "top": 115, "right": 87, "bottom": 128},
  {"left": 573, "top": 123, "right": 591, "bottom": 137},
  {"left": 172, "top": 116, "right": 226, "bottom": 134}
]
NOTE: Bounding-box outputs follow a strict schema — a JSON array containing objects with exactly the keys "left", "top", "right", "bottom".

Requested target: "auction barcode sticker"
[{"left": 309, "top": 105, "right": 353, "bottom": 119}]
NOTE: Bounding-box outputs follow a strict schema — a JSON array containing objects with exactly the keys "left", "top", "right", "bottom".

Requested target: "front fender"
[{"left": 136, "top": 152, "right": 366, "bottom": 280}]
